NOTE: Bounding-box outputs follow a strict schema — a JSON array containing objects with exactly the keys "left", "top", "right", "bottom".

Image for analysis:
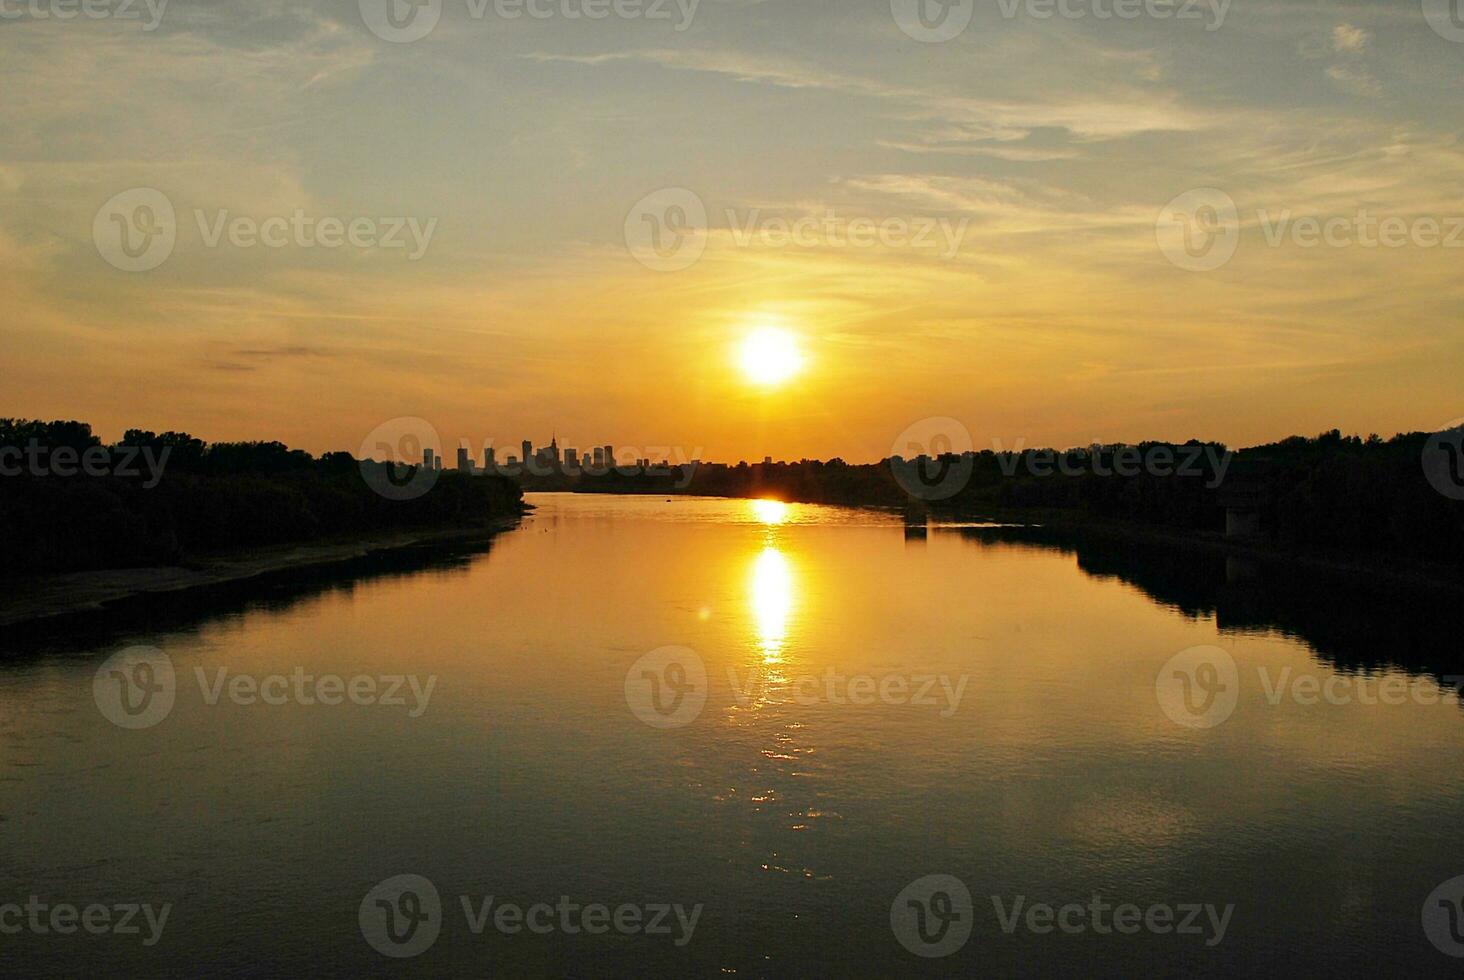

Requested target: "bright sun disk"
[{"left": 740, "top": 327, "right": 803, "bottom": 387}]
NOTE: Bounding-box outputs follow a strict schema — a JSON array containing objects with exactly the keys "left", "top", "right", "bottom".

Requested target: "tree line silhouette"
[
  {"left": 6, "top": 420, "right": 1461, "bottom": 576},
  {"left": 0, "top": 420, "right": 523, "bottom": 575},
  {"left": 559, "top": 429, "right": 1464, "bottom": 570}
]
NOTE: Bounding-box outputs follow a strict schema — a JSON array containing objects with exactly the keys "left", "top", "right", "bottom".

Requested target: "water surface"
[{"left": 3, "top": 493, "right": 1463, "bottom": 975}]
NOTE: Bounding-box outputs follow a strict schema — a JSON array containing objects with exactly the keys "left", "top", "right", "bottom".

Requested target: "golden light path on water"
[
  {"left": 747, "top": 499, "right": 795, "bottom": 666},
  {"left": 751, "top": 547, "right": 793, "bottom": 664}
]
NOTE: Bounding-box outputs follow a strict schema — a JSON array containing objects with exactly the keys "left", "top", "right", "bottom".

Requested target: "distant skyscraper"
[
  {"left": 457, "top": 447, "right": 471, "bottom": 472},
  {"left": 592, "top": 447, "right": 604, "bottom": 469},
  {"left": 565, "top": 448, "right": 578, "bottom": 468},
  {"left": 484, "top": 446, "right": 496, "bottom": 472},
  {"left": 423, "top": 448, "right": 435, "bottom": 470},
  {"left": 603, "top": 445, "right": 614, "bottom": 469},
  {"left": 521, "top": 439, "right": 532, "bottom": 467}
]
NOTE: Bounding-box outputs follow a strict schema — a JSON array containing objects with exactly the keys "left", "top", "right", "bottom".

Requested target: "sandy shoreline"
[{"left": 0, "top": 520, "right": 522, "bottom": 628}]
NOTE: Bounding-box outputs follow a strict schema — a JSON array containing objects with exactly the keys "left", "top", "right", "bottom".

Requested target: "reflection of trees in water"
[
  {"left": 0, "top": 536, "right": 502, "bottom": 660},
  {"left": 949, "top": 525, "right": 1464, "bottom": 694}
]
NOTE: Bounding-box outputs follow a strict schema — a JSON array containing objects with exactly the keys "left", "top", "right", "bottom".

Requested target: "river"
[{"left": 3, "top": 493, "right": 1463, "bottom": 975}]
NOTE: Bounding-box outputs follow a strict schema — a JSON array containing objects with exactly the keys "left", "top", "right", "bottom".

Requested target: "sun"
[{"left": 739, "top": 327, "right": 804, "bottom": 387}]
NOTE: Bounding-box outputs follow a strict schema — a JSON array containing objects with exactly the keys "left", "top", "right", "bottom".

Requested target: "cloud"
[
  {"left": 526, "top": 47, "right": 1214, "bottom": 141},
  {"left": 1332, "top": 24, "right": 1371, "bottom": 53},
  {"left": 1327, "top": 64, "right": 1380, "bottom": 98}
]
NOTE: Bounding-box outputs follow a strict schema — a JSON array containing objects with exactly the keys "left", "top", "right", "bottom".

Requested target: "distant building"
[
  {"left": 457, "top": 447, "right": 471, "bottom": 472},
  {"left": 521, "top": 440, "right": 532, "bottom": 467},
  {"left": 484, "top": 446, "right": 496, "bottom": 471},
  {"left": 423, "top": 448, "right": 435, "bottom": 470},
  {"left": 592, "top": 447, "right": 604, "bottom": 469},
  {"left": 565, "top": 448, "right": 579, "bottom": 468}
]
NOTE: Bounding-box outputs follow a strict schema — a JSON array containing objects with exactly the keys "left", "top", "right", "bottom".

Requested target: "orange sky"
[{"left": 4, "top": 1, "right": 1462, "bottom": 462}]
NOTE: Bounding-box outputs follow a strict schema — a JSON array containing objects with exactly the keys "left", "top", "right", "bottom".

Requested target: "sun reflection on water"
[
  {"left": 751, "top": 545, "right": 793, "bottom": 664},
  {"left": 749, "top": 498, "right": 789, "bottom": 525}
]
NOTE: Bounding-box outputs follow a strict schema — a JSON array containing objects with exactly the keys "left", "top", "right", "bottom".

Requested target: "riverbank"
[
  {"left": 952, "top": 506, "right": 1464, "bottom": 596},
  {"left": 0, "top": 519, "right": 523, "bottom": 628},
  {"left": 562, "top": 484, "right": 1464, "bottom": 594}
]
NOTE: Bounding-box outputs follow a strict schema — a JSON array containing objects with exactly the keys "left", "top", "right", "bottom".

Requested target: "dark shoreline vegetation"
[
  {"left": 0, "top": 419, "right": 524, "bottom": 576},
  {"left": 4, "top": 419, "right": 1462, "bottom": 585},
  {"left": 2, "top": 418, "right": 1462, "bottom": 694},
  {"left": 524, "top": 428, "right": 1464, "bottom": 579}
]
